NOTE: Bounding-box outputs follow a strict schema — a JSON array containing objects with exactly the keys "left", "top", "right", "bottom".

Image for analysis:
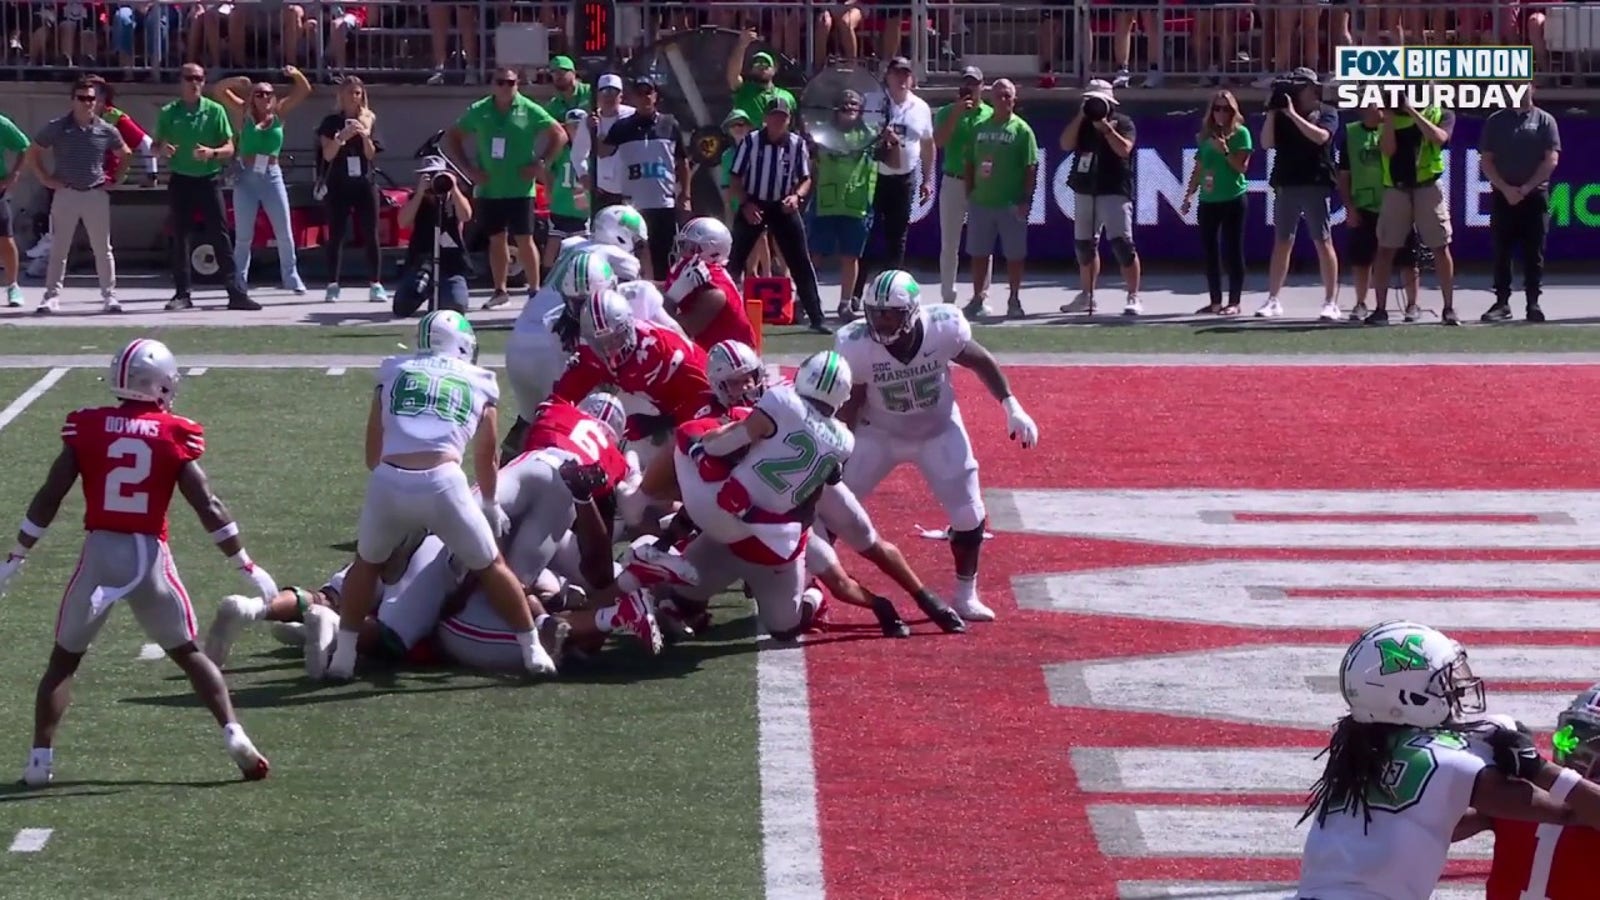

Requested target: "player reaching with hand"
[
  {"left": 662, "top": 217, "right": 758, "bottom": 351},
  {"left": 0, "top": 339, "right": 278, "bottom": 786}
]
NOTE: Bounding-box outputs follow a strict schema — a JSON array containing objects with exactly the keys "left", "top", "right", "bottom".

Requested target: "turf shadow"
[
  {"left": 328, "top": 540, "right": 358, "bottom": 552},
  {"left": 122, "top": 671, "right": 522, "bottom": 710}
]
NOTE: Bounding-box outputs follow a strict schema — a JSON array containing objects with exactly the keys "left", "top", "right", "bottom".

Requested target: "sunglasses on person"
[
  {"left": 495, "top": 78, "right": 518, "bottom": 86},
  {"left": 182, "top": 74, "right": 205, "bottom": 83},
  {"left": 74, "top": 94, "right": 96, "bottom": 103}
]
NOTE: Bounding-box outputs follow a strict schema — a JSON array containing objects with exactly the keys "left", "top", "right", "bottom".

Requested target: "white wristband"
[
  {"left": 19, "top": 518, "right": 46, "bottom": 539},
  {"left": 1549, "top": 766, "right": 1582, "bottom": 802},
  {"left": 209, "top": 522, "right": 240, "bottom": 544},
  {"left": 1001, "top": 396, "right": 1024, "bottom": 416},
  {"left": 228, "top": 549, "right": 253, "bottom": 570}
]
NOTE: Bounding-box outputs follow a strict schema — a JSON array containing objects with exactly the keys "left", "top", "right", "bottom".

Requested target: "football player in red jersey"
[
  {"left": 0, "top": 339, "right": 279, "bottom": 787},
  {"left": 521, "top": 391, "right": 636, "bottom": 505},
  {"left": 1464, "top": 689, "right": 1600, "bottom": 900},
  {"left": 552, "top": 288, "right": 715, "bottom": 461},
  {"left": 662, "top": 217, "right": 758, "bottom": 350}
]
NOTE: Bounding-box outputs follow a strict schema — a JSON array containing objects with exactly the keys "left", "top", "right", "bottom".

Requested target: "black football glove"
[
  {"left": 1488, "top": 725, "right": 1545, "bottom": 781},
  {"left": 558, "top": 458, "right": 608, "bottom": 502}
]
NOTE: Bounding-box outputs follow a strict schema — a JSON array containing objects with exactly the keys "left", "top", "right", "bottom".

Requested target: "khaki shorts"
[{"left": 1378, "top": 182, "right": 1451, "bottom": 250}]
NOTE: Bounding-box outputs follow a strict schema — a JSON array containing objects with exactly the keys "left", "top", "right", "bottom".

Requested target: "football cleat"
[
  {"left": 224, "top": 730, "right": 271, "bottom": 781},
  {"left": 612, "top": 591, "right": 664, "bottom": 656},
  {"left": 303, "top": 605, "right": 340, "bottom": 679},
  {"left": 952, "top": 596, "right": 996, "bottom": 623},
  {"left": 870, "top": 596, "right": 912, "bottom": 639},
  {"left": 203, "top": 594, "right": 256, "bottom": 667},
  {"left": 915, "top": 592, "right": 967, "bottom": 634},
  {"left": 623, "top": 543, "right": 698, "bottom": 590},
  {"left": 20, "top": 759, "right": 52, "bottom": 788},
  {"left": 539, "top": 617, "right": 572, "bottom": 671},
  {"left": 269, "top": 621, "right": 306, "bottom": 647}
]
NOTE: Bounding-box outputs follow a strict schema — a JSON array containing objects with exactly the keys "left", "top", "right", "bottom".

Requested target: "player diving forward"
[
  {"left": 1462, "top": 685, "right": 1600, "bottom": 899},
  {"left": 662, "top": 217, "right": 758, "bottom": 350},
  {"left": 336, "top": 311, "right": 554, "bottom": 680},
  {"left": 0, "top": 339, "right": 278, "bottom": 785},
  {"left": 835, "top": 270, "right": 1039, "bottom": 623},
  {"left": 1295, "top": 621, "right": 1600, "bottom": 900}
]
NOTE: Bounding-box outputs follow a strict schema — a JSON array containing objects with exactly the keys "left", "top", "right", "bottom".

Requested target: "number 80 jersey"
[
  {"left": 835, "top": 304, "right": 970, "bottom": 440},
  {"left": 377, "top": 354, "right": 500, "bottom": 460}
]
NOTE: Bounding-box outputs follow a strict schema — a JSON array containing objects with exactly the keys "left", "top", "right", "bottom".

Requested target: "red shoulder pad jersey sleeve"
[
  {"left": 169, "top": 415, "right": 207, "bottom": 463},
  {"left": 551, "top": 348, "right": 606, "bottom": 404},
  {"left": 650, "top": 330, "right": 713, "bottom": 423}
]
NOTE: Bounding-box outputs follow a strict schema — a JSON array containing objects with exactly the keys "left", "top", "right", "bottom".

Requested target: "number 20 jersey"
[
  {"left": 1295, "top": 726, "right": 1489, "bottom": 900},
  {"left": 835, "top": 304, "right": 970, "bottom": 440},
  {"left": 734, "top": 384, "right": 854, "bottom": 515},
  {"left": 63, "top": 403, "right": 205, "bottom": 541},
  {"left": 377, "top": 354, "right": 500, "bottom": 460}
]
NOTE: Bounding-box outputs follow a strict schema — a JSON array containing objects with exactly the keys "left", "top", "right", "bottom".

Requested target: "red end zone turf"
[{"left": 802, "top": 365, "right": 1600, "bottom": 899}]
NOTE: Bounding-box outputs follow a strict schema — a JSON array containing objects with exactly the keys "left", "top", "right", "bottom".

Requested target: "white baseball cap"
[{"left": 598, "top": 73, "right": 623, "bottom": 92}]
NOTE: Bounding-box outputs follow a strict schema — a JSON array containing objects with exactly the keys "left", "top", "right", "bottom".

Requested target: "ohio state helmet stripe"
[{"left": 116, "top": 338, "right": 148, "bottom": 391}]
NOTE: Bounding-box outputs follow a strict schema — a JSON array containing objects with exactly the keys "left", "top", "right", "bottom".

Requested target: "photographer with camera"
[
  {"left": 1260, "top": 67, "right": 1340, "bottom": 320},
  {"left": 1366, "top": 91, "right": 1457, "bottom": 326},
  {"left": 846, "top": 55, "right": 935, "bottom": 320},
  {"left": 1337, "top": 100, "right": 1421, "bottom": 323},
  {"left": 933, "top": 66, "right": 991, "bottom": 306},
  {"left": 1059, "top": 78, "right": 1139, "bottom": 317},
  {"left": 393, "top": 157, "right": 475, "bottom": 318}
]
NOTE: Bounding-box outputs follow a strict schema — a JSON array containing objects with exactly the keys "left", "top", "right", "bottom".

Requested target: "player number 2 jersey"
[
  {"left": 1295, "top": 727, "right": 1488, "bottom": 900},
  {"left": 735, "top": 384, "right": 854, "bottom": 514},
  {"left": 377, "top": 354, "right": 500, "bottom": 460},
  {"left": 63, "top": 403, "right": 206, "bottom": 541},
  {"left": 836, "top": 304, "right": 970, "bottom": 440}
]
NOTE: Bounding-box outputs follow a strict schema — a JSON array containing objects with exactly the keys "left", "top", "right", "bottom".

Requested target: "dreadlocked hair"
[{"left": 1298, "top": 716, "right": 1407, "bottom": 833}]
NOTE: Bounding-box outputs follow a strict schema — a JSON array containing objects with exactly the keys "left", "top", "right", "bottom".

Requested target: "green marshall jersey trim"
[{"left": 814, "top": 353, "right": 842, "bottom": 396}]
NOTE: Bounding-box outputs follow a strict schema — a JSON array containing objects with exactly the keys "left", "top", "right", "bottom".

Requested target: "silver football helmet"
[{"left": 108, "top": 338, "right": 181, "bottom": 408}]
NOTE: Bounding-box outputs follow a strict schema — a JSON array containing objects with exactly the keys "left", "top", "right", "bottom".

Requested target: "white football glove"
[
  {"left": 1002, "top": 396, "right": 1039, "bottom": 449},
  {"left": 482, "top": 499, "right": 511, "bottom": 538},
  {"left": 0, "top": 553, "right": 24, "bottom": 599},
  {"left": 664, "top": 260, "right": 712, "bottom": 304},
  {"left": 239, "top": 559, "right": 279, "bottom": 601}
]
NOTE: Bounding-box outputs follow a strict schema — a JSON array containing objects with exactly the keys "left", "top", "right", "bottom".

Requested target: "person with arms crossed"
[
  {"left": 597, "top": 76, "right": 688, "bottom": 280},
  {"left": 727, "top": 97, "right": 831, "bottom": 335},
  {"left": 835, "top": 270, "right": 1039, "bottom": 622},
  {"left": 27, "top": 77, "right": 129, "bottom": 316},
  {"left": 331, "top": 311, "right": 554, "bottom": 681},
  {"left": 1478, "top": 85, "right": 1560, "bottom": 324},
  {"left": 1365, "top": 96, "right": 1456, "bottom": 326},
  {"left": 0, "top": 109, "right": 26, "bottom": 308},
  {"left": 964, "top": 79, "right": 1037, "bottom": 321},
  {"left": 448, "top": 66, "right": 567, "bottom": 310},
  {"left": 1259, "top": 68, "right": 1339, "bottom": 320},
  {"left": 157, "top": 63, "right": 258, "bottom": 312},
  {"left": 1059, "top": 78, "right": 1139, "bottom": 317},
  {"left": 1296, "top": 620, "right": 1600, "bottom": 900},
  {"left": 1336, "top": 99, "right": 1421, "bottom": 322},
  {"left": 1180, "top": 89, "right": 1251, "bottom": 316},
  {"left": 0, "top": 338, "right": 278, "bottom": 786},
  {"left": 932, "top": 66, "right": 990, "bottom": 306},
  {"left": 848, "top": 55, "right": 935, "bottom": 315}
]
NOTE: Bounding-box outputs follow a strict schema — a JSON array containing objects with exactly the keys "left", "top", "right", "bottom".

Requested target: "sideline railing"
[{"left": 0, "top": 0, "right": 1595, "bottom": 85}]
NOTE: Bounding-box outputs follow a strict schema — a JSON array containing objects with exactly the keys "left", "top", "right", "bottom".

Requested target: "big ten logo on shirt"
[{"left": 628, "top": 161, "right": 670, "bottom": 181}]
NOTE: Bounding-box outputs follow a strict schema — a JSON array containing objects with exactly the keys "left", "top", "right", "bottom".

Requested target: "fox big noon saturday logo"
[{"left": 1335, "top": 45, "right": 1533, "bottom": 110}]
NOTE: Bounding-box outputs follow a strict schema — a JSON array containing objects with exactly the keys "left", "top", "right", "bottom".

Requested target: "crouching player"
[{"left": 0, "top": 339, "right": 277, "bottom": 785}]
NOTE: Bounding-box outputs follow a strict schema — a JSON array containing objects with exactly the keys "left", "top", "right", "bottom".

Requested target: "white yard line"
[
  {"left": 186, "top": 367, "right": 207, "bottom": 376},
  {"left": 0, "top": 368, "right": 69, "bottom": 433},
  {"left": 8, "top": 829, "right": 53, "bottom": 853},
  {"left": 137, "top": 643, "right": 165, "bottom": 660},
  {"left": 758, "top": 634, "right": 826, "bottom": 900},
  {"left": 325, "top": 366, "right": 346, "bottom": 376}
]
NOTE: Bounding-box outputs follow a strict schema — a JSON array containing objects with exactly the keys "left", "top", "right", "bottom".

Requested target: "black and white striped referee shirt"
[{"left": 731, "top": 129, "right": 810, "bottom": 203}]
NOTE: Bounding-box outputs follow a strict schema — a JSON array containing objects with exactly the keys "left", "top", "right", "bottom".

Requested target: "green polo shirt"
[
  {"left": 0, "top": 113, "right": 29, "bottom": 180},
  {"left": 933, "top": 101, "right": 993, "bottom": 179},
  {"left": 456, "top": 93, "right": 559, "bottom": 200},
  {"left": 968, "top": 115, "right": 1038, "bottom": 209},
  {"left": 731, "top": 82, "right": 797, "bottom": 131},
  {"left": 156, "top": 96, "right": 234, "bottom": 178},
  {"left": 543, "top": 83, "right": 593, "bottom": 120}
]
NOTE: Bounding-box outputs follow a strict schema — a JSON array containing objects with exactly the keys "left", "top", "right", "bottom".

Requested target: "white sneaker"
[
  {"left": 269, "top": 621, "right": 306, "bottom": 647},
  {"left": 323, "top": 285, "right": 341, "bottom": 303},
  {"left": 1349, "top": 301, "right": 1370, "bottom": 322},
  {"left": 21, "top": 759, "right": 52, "bottom": 788},
  {"left": 1318, "top": 300, "right": 1341, "bottom": 321},
  {"left": 1255, "top": 297, "right": 1283, "bottom": 318},
  {"left": 953, "top": 595, "right": 997, "bottom": 622},
  {"left": 1059, "top": 291, "right": 1094, "bottom": 314},
  {"left": 224, "top": 729, "right": 270, "bottom": 781},
  {"left": 1123, "top": 295, "right": 1143, "bottom": 316},
  {"left": 34, "top": 293, "right": 59, "bottom": 315},
  {"left": 101, "top": 294, "right": 122, "bottom": 314},
  {"left": 204, "top": 594, "right": 258, "bottom": 667},
  {"left": 304, "top": 605, "right": 340, "bottom": 679},
  {"left": 483, "top": 290, "right": 512, "bottom": 310}
]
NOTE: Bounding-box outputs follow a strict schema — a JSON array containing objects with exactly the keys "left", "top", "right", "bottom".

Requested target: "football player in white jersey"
[
  {"left": 1296, "top": 621, "right": 1600, "bottom": 900},
  {"left": 835, "top": 269, "right": 1039, "bottom": 623},
  {"left": 337, "top": 311, "right": 553, "bottom": 680}
]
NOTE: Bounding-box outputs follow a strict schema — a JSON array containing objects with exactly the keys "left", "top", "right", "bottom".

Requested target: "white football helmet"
[
  {"left": 792, "top": 350, "right": 853, "bottom": 416},
  {"left": 417, "top": 309, "right": 479, "bottom": 362},
  {"left": 673, "top": 217, "right": 733, "bottom": 266},
  {"left": 1339, "top": 621, "right": 1486, "bottom": 728},
  {"left": 577, "top": 390, "right": 627, "bottom": 445},
  {"left": 580, "top": 289, "right": 638, "bottom": 369},
  {"left": 109, "top": 338, "right": 181, "bottom": 408},
  {"left": 1556, "top": 685, "right": 1600, "bottom": 777},
  {"left": 862, "top": 269, "right": 922, "bottom": 344},
  {"left": 707, "top": 340, "right": 766, "bottom": 409},
  {"left": 558, "top": 250, "right": 619, "bottom": 312},
  {"left": 593, "top": 205, "right": 649, "bottom": 250}
]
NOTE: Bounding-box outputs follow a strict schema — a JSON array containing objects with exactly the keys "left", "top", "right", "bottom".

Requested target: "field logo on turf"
[{"left": 1335, "top": 45, "right": 1531, "bottom": 110}]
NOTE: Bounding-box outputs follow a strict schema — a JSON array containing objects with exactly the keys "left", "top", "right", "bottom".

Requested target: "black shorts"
[
  {"left": 1347, "top": 209, "right": 1417, "bottom": 268},
  {"left": 477, "top": 197, "right": 534, "bottom": 237},
  {"left": 550, "top": 213, "right": 587, "bottom": 238},
  {"left": 0, "top": 193, "right": 12, "bottom": 239}
]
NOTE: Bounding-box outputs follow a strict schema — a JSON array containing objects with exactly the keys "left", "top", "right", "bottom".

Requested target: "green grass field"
[
  {"left": 0, "top": 365, "right": 764, "bottom": 899},
  {"left": 7, "top": 318, "right": 1600, "bottom": 359}
]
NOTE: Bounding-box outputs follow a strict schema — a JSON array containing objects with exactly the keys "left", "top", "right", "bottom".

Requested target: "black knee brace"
[{"left": 950, "top": 520, "right": 988, "bottom": 550}]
